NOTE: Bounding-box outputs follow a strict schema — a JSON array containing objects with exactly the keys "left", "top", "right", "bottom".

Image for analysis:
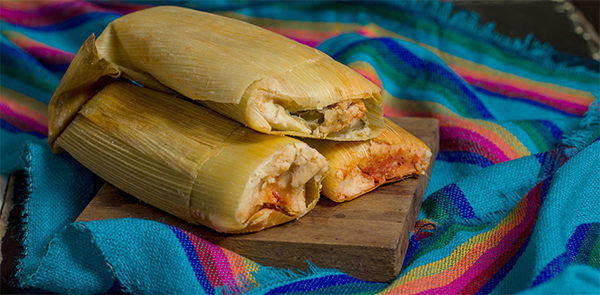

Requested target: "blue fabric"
[{"left": 3, "top": 0, "right": 599, "bottom": 294}]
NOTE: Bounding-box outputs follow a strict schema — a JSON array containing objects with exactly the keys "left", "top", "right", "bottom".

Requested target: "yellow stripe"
[
  {"left": 384, "top": 93, "right": 531, "bottom": 157},
  {"left": 384, "top": 200, "right": 526, "bottom": 291},
  {"left": 1, "top": 86, "right": 49, "bottom": 115},
  {"left": 362, "top": 24, "right": 596, "bottom": 98}
]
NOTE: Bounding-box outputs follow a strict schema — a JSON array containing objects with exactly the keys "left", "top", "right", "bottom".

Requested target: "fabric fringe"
[
  {"left": 381, "top": 0, "right": 599, "bottom": 77},
  {"left": 391, "top": 0, "right": 550, "bottom": 55},
  {"left": 93, "top": 0, "right": 600, "bottom": 79},
  {"left": 234, "top": 261, "right": 365, "bottom": 295},
  {"left": 15, "top": 142, "right": 34, "bottom": 287},
  {"left": 561, "top": 94, "right": 600, "bottom": 150},
  {"left": 213, "top": 261, "right": 347, "bottom": 295}
]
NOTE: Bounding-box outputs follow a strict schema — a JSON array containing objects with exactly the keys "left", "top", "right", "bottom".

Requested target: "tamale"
[
  {"left": 302, "top": 118, "right": 432, "bottom": 202},
  {"left": 91, "top": 6, "right": 384, "bottom": 141},
  {"left": 53, "top": 80, "right": 329, "bottom": 233}
]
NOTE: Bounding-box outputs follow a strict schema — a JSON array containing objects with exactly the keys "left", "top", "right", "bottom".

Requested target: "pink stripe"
[
  {"left": 183, "top": 231, "right": 223, "bottom": 288},
  {"left": 93, "top": 3, "right": 153, "bottom": 15},
  {"left": 205, "top": 239, "right": 237, "bottom": 287},
  {"left": 0, "top": 1, "right": 114, "bottom": 27},
  {"left": 464, "top": 77, "right": 588, "bottom": 115},
  {"left": 23, "top": 46, "right": 75, "bottom": 64},
  {"left": 285, "top": 36, "right": 320, "bottom": 48},
  {"left": 441, "top": 126, "right": 511, "bottom": 163},
  {"left": 183, "top": 231, "right": 236, "bottom": 288},
  {"left": 0, "top": 104, "right": 48, "bottom": 135},
  {"left": 418, "top": 184, "right": 541, "bottom": 294}
]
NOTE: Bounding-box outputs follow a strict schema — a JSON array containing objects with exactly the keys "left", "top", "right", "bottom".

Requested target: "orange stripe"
[
  {"left": 383, "top": 197, "right": 530, "bottom": 292},
  {"left": 443, "top": 115, "right": 525, "bottom": 159},
  {"left": 223, "top": 249, "right": 260, "bottom": 291},
  {"left": 355, "top": 26, "right": 380, "bottom": 38},
  {"left": 0, "top": 0, "right": 73, "bottom": 11},
  {"left": 450, "top": 63, "right": 595, "bottom": 107},
  {"left": 346, "top": 61, "right": 384, "bottom": 94},
  {"left": 3, "top": 30, "right": 43, "bottom": 47},
  {"left": 1, "top": 96, "right": 48, "bottom": 127},
  {"left": 384, "top": 103, "right": 527, "bottom": 159},
  {"left": 265, "top": 27, "right": 340, "bottom": 44}
]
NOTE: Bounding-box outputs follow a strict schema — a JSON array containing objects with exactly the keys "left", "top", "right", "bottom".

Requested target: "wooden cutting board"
[{"left": 76, "top": 117, "right": 439, "bottom": 282}]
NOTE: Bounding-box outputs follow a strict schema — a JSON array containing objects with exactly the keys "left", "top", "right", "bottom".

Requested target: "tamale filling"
[
  {"left": 259, "top": 183, "right": 297, "bottom": 217},
  {"left": 335, "top": 141, "right": 430, "bottom": 200},
  {"left": 259, "top": 98, "right": 372, "bottom": 138},
  {"left": 236, "top": 142, "right": 327, "bottom": 226}
]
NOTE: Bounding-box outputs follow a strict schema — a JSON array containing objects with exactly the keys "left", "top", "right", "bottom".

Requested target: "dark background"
[{"left": 451, "top": 0, "right": 599, "bottom": 62}]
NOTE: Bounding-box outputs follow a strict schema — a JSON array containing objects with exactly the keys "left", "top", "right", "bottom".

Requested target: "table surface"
[{"left": 1, "top": 1, "right": 598, "bottom": 293}]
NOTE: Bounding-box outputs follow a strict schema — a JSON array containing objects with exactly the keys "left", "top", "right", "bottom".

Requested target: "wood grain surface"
[{"left": 76, "top": 117, "right": 439, "bottom": 282}]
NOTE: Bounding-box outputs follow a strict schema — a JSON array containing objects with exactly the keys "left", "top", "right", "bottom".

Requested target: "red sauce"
[
  {"left": 261, "top": 183, "right": 295, "bottom": 216},
  {"left": 361, "top": 152, "right": 416, "bottom": 183}
]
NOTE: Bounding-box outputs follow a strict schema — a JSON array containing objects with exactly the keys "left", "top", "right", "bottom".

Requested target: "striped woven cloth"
[{"left": 2, "top": 1, "right": 599, "bottom": 294}]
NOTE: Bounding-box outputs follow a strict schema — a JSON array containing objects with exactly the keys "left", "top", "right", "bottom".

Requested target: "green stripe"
[
  {"left": 589, "top": 234, "right": 600, "bottom": 268},
  {"left": 261, "top": 3, "right": 598, "bottom": 85},
  {"left": 411, "top": 223, "right": 488, "bottom": 263},
  {"left": 513, "top": 121, "right": 551, "bottom": 152},
  {"left": 336, "top": 42, "right": 473, "bottom": 117},
  {"left": 576, "top": 225, "right": 600, "bottom": 267},
  {"left": 422, "top": 197, "right": 449, "bottom": 221},
  {"left": 1, "top": 64, "right": 58, "bottom": 94}
]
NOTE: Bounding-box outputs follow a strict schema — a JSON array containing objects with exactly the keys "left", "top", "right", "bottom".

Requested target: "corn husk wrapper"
[
  {"left": 92, "top": 6, "right": 384, "bottom": 141},
  {"left": 47, "top": 34, "right": 120, "bottom": 153},
  {"left": 53, "top": 80, "right": 328, "bottom": 233},
  {"left": 302, "top": 118, "right": 432, "bottom": 202},
  {"left": 45, "top": 37, "right": 329, "bottom": 233}
]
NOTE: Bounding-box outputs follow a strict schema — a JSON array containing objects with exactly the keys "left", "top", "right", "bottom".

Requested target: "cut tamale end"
[
  {"left": 191, "top": 129, "right": 326, "bottom": 233},
  {"left": 55, "top": 80, "right": 328, "bottom": 233},
  {"left": 94, "top": 6, "right": 384, "bottom": 140},
  {"left": 302, "top": 118, "right": 432, "bottom": 202}
]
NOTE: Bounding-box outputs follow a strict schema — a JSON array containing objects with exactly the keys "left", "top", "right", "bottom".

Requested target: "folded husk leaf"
[
  {"left": 302, "top": 118, "right": 432, "bottom": 202},
  {"left": 93, "top": 6, "right": 384, "bottom": 140},
  {"left": 47, "top": 34, "right": 120, "bottom": 153},
  {"left": 55, "top": 80, "right": 328, "bottom": 233}
]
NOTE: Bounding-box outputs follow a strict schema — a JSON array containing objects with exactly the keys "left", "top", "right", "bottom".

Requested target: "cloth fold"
[
  {"left": 2, "top": 1, "right": 599, "bottom": 294},
  {"left": 16, "top": 138, "right": 389, "bottom": 294}
]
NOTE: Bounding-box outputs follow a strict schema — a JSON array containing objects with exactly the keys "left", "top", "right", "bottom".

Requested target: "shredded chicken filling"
[{"left": 259, "top": 99, "right": 372, "bottom": 138}]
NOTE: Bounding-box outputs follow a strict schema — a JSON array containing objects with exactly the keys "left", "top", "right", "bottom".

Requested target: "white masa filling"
[{"left": 238, "top": 142, "right": 328, "bottom": 226}]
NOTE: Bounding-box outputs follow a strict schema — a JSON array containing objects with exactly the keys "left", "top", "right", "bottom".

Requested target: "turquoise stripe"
[
  {"left": 169, "top": 226, "right": 214, "bottom": 294},
  {"left": 501, "top": 122, "right": 549, "bottom": 154},
  {"left": 280, "top": 281, "right": 387, "bottom": 295},
  {"left": 1, "top": 16, "right": 119, "bottom": 53},
  {"left": 423, "top": 160, "right": 485, "bottom": 197},
  {"left": 474, "top": 89, "right": 581, "bottom": 120},
  {"left": 224, "top": 3, "right": 598, "bottom": 86},
  {"left": 1, "top": 39, "right": 60, "bottom": 103},
  {"left": 1, "top": 75, "right": 56, "bottom": 105},
  {"left": 335, "top": 51, "right": 466, "bottom": 113}
]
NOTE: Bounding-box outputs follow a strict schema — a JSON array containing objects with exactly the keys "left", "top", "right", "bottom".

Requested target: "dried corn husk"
[
  {"left": 47, "top": 34, "right": 120, "bottom": 153},
  {"left": 302, "top": 118, "right": 432, "bottom": 202},
  {"left": 53, "top": 80, "right": 328, "bottom": 233},
  {"left": 91, "top": 6, "right": 384, "bottom": 141}
]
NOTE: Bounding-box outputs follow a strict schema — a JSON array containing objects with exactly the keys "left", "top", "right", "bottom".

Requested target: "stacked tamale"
[{"left": 49, "top": 6, "right": 431, "bottom": 233}]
